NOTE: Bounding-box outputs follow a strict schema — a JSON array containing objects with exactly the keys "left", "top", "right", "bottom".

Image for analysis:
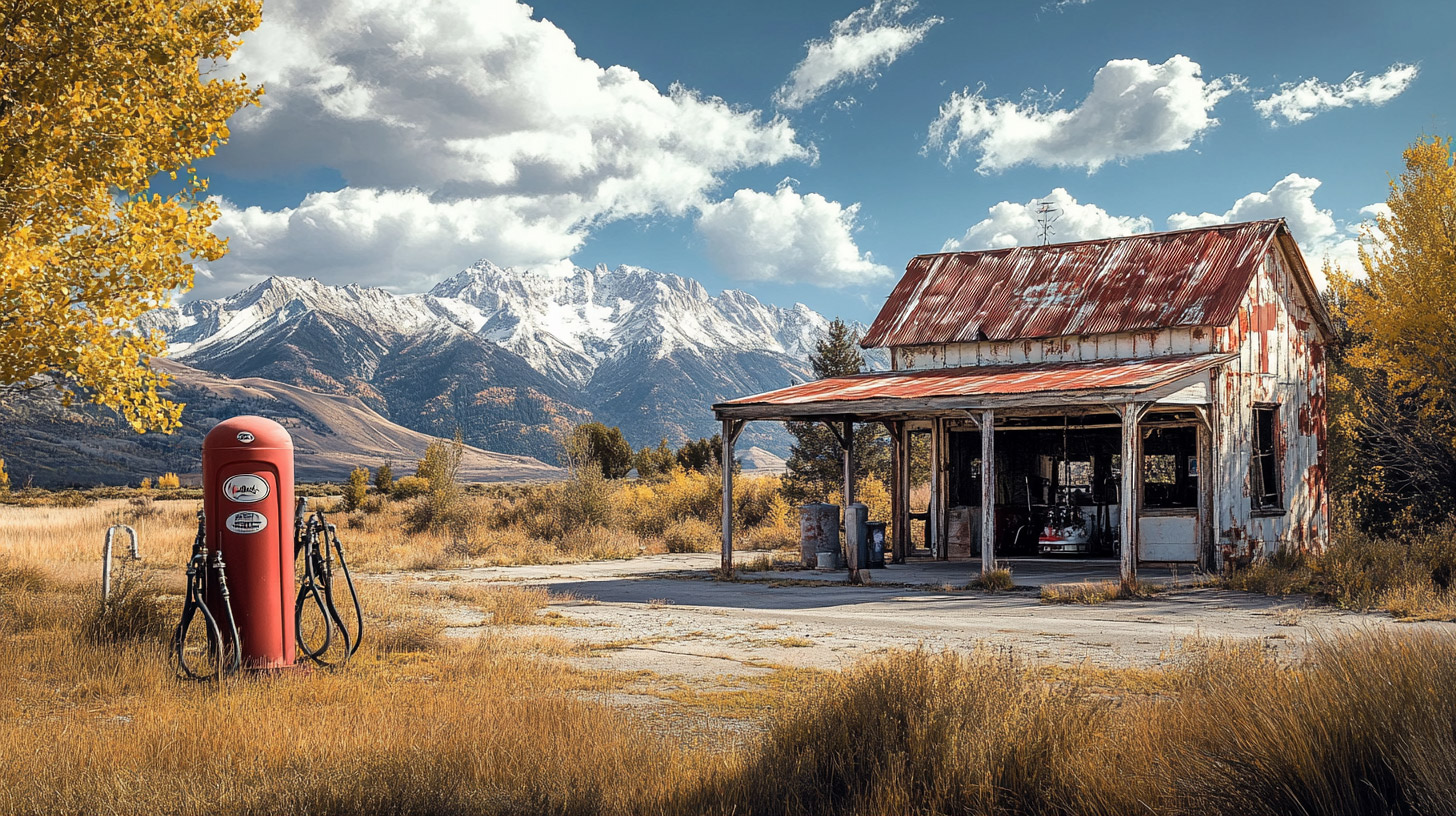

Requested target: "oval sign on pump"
[
  {"left": 222, "top": 474, "right": 270, "bottom": 503},
  {"left": 225, "top": 511, "right": 268, "bottom": 535}
]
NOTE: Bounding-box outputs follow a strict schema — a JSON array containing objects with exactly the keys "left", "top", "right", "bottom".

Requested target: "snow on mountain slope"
[
  {"left": 139, "top": 276, "right": 476, "bottom": 360},
  {"left": 430, "top": 260, "right": 838, "bottom": 388},
  {"left": 137, "top": 261, "right": 885, "bottom": 458},
  {"left": 144, "top": 262, "right": 876, "bottom": 390}
]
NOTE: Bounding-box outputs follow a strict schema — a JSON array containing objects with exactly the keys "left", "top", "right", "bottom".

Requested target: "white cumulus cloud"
[
  {"left": 1254, "top": 63, "right": 1418, "bottom": 126},
  {"left": 1168, "top": 174, "right": 1382, "bottom": 282},
  {"left": 199, "top": 189, "right": 584, "bottom": 298},
  {"left": 775, "top": 1, "right": 942, "bottom": 111},
  {"left": 696, "top": 184, "right": 892, "bottom": 287},
  {"left": 925, "top": 55, "right": 1241, "bottom": 173},
  {"left": 201, "top": 0, "right": 812, "bottom": 294},
  {"left": 942, "top": 187, "right": 1152, "bottom": 251}
]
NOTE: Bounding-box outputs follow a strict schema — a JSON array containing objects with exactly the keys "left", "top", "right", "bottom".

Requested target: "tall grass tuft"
[
  {"left": 1225, "top": 520, "right": 1456, "bottom": 619},
  {"left": 87, "top": 564, "right": 173, "bottom": 644}
]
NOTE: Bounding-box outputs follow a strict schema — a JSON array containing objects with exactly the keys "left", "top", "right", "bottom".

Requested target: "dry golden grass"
[
  {"left": 1221, "top": 521, "right": 1456, "bottom": 621},
  {"left": 0, "top": 498, "right": 199, "bottom": 579},
  {"left": 686, "top": 634, "right": 1456, "bottom": 815},
  {"left": 1040, "top": 579, "right": 1163, "bottom": 605},
  {"left": 428, "top": 582, "right": 579, "bottom": 626},
  {"left": 6, "top": 499, "right": 1456, "bottom": 814},
  {"left": 968, "top": 566, "right": 1015, "bottom": 591},
  {"left": 648, "top": 666, "right": 829, "bottom": 719},
  {"left": 0, "top": 559, "right": 697, "bottom": 815}
]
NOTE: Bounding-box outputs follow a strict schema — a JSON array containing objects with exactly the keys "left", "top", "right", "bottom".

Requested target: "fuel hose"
[
  {"left": 173, "top": 513, "right": 242, "bottom": 681},
  {"left": 294, "top": 501, "right": 364, "bottom": 667}
]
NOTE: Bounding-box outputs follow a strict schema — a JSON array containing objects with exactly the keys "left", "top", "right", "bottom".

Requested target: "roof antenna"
[{"left": 1034, "top": 199, "right": 1061, "bottom": 246}]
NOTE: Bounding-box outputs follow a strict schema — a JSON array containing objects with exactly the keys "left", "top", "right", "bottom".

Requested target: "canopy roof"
[
  {"left": 861, "top": 219, "right": 1333, "bottom": 348},
  {"left": 714, "top": 353, "right": 1234, "bottom": 420}
]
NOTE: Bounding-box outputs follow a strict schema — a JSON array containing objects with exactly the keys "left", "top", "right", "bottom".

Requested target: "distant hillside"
[{"left": 0, "top": 360, "right": 562, "bottom": 488}]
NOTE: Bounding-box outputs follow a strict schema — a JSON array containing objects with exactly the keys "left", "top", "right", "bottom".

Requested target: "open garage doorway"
[{"left": 942, "top": 411, "right": 1205, "bottom": 564}]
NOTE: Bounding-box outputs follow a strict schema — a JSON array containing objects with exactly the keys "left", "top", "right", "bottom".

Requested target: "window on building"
[
  {"left": 1141, "top": 426, "right": 1197, "bottom": 508},
  {"left": 1250, "top": 405, "right": 1283, "bottom": 512}
]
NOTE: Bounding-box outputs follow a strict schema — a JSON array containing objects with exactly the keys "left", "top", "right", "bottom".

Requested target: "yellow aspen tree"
[
  {"left": 1329, "top": 135, "right": 1456, "bottom": 526},
  {"left": 1333, "top": 135, "right": 1456, "bottom": 406},
  {"left": 0, "top": 0, "right": 262, "bottom": 432}
]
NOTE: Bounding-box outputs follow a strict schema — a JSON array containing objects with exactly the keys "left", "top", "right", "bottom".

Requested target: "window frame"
[{"left": 1249, "top": 403, "right": 1284, "bottom": 514}]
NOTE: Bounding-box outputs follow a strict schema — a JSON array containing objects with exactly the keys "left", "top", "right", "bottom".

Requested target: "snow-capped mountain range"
[{"left": 138, "top": 261, "right": 876, "bottom": 459}]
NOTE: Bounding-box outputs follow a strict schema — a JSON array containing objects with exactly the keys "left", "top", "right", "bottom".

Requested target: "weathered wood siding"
[
  {"left": 891, "top": 327, "right": 1217, "bottom": 370},
  {"left": 1211, "top": 247, "right": 1328, "bottom": 557}
]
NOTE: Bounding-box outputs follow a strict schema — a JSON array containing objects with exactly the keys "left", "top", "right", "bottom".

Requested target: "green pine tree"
[{"left": 782, "top": 318, "right": 889, "bottom": 505}]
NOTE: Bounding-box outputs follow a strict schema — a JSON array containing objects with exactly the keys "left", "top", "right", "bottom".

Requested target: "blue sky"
[{"left": 192, "top": 0, "right": 1454, "bottom": 324}]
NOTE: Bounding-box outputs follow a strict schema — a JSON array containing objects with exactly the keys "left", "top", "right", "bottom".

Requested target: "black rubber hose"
[
  {"left": 294, "top": 512, "right": 364, "bottom": 666},
  {"left": 328, "top": 523, "right": 364, "bottom": 658},
  {"left": 175, "top": 555, "right": 225, "bottom": 681},
  {"left": 210, "top": 552, "right": 243, "bottom": 675},
  {"left": 295, "top": 521, "right": 335, "bottom": 662}
]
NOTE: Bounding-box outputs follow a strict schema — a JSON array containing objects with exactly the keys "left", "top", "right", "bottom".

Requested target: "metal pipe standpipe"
[{"left": 201, "top": 416, "right": 297, "bottom": 670}]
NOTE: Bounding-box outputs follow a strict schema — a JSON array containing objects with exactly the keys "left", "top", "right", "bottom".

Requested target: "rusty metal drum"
[{"left": 799, "top": 503, "right": 840, "bottom": 568}]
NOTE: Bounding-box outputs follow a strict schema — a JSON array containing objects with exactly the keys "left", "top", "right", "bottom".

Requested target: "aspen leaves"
[{"left": 0, "top": 0, "right": 262, "bottom": 432}]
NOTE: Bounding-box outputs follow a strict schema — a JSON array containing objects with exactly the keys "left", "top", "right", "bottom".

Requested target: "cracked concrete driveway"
[{"left": 392, "top": 552, "right": 1446, "bottom": 679}]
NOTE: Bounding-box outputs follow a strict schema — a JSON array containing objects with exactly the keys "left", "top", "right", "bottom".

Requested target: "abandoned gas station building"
[{"left": 713, "top": 219, "right": 1332, "bottom": 583}]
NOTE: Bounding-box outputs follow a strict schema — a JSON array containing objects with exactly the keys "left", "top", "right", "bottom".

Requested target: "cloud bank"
[
  {"left": 925, "top": 55, "right": 1240, "bottom": 173},
  {"left": 942, "top": 188, "right": 1152, "bottom": 251},
  {"left": 947, "top": 176, "right": 1380, "bottom": 284},
  {"left": 198, "top": 0, "right": 815, "bottom": 297}
]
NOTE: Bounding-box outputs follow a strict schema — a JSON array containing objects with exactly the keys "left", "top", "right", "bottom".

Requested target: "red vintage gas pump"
[
  {"left": 174, "top": 415, "right": 363, "bottom": 680},
  {"left": 200, "top": 416, "right": 297, "bottom": 669}
]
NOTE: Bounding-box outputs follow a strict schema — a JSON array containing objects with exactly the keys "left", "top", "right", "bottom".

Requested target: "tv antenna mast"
[{"left": 1034, "top": 199, "right": 1061, "bottom": 245}]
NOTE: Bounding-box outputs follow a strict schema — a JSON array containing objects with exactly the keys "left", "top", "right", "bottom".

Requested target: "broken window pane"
[{"left": 1250, "top": 405, "right": 1283, "bottom": 511}]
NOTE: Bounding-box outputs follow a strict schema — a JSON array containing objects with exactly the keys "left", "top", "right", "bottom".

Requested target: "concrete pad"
[
  {"left": 438, "top": 552, "right": 1191, "bottom": 589},
  {"left": 391, "top": 553, "right": 1454, "bottom": 681}
]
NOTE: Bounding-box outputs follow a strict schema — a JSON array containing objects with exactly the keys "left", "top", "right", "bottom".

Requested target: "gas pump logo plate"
[
  {"left": 222, "top": 474, "right": 269, "bottom": 503},
  {"left": 236, "top": 431, "right": 255, "bottom": 443},
  {"left": 225, "top": 511, "right": 268, "bottom": 534}
]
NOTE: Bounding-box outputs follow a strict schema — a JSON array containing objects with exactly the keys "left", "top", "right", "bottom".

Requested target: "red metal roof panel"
[
  {"left": 861, "top": 220, "right": 1286, "bottom": 348},
  {"left": 717, "top": 353, "right": 1232, "bottom": 410}
]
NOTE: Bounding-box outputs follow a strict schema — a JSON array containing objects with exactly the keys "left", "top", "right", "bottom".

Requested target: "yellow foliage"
[
  {"left": 344, "top": 466, "right": 369, "bottom": 513},
  {"left": 0, "top": 459, "right": 8, "bottom": 494},
  {"left": 0, "top": 0, "right": 263, "bottom": 432},
  {"left": 857, "top": 476, "right": 892, "bottom": 525},
  {"left": 156, "top": 472, "right": 180, "bottom": 490},
  {"left": 138, "top": 476, "right": 152, "bottom": 491},
  {"left": 1332, "top": 135, "right": 1456, "bottom": 404}
]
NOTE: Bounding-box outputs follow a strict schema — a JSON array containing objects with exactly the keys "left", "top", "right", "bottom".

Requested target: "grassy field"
[{"left": 3, "top": 494, "right": 1456, "bottom": 814}]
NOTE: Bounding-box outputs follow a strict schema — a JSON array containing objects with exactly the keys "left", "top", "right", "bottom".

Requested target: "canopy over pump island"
[{"left": 713, "top": 219, "right": 1332, "bottom": 584}]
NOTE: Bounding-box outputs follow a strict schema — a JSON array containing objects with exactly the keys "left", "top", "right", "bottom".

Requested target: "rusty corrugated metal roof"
[
  {"left": 861, "top": 219, "right": 1288, "bottom": 348},
  {"left": 716, "top": 353, "right": 1231, "bottom": 414}
]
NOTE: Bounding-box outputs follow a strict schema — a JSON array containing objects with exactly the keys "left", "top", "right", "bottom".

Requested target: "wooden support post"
[
  {"left": 980, "top": 409, "right": 996, "bottom": 577},
  {"left": 928, "top": 417, "right": 943, "bottom": 560},
  {"left": 1197, "top": 415, "right": 1215, "bottom": 571},
  {"left": 720, "top": 419, "right": 744, "bottom": 574},
  {"left": 889, "top": 421, "right": 908, "bottom": 564},
  {"left": 842, "top": 419, "right": 854, "bottom": 516},
  {"left": 1119, "top": 404, "right": 1144, "bottom": 585}
]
